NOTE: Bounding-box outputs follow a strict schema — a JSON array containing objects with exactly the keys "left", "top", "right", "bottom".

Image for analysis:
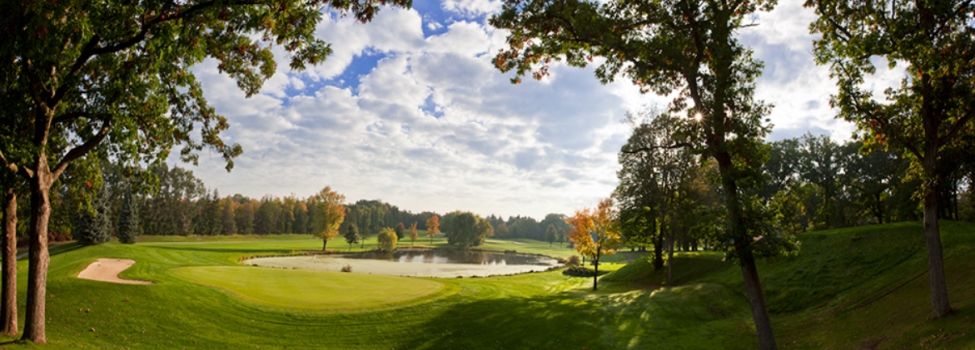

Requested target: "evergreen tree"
[
  {"left": 342, "top": 222, "right": 360, "bottom": 251},
  {"left": 78, "top": 187, "right": 112, "bottom": 245},
  {"left": 117, "top": 184, "right": 140, "bottom": 244}
]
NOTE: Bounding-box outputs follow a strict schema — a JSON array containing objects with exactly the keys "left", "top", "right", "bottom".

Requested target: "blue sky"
[{"left": 181, "top": 0, "right": 904, "bottom": 219}]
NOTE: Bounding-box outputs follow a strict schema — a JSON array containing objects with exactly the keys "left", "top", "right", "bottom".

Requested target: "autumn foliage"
[
  {"left": 425, "top": 215, "right": 440, "bottom": 244},
  {"left": 312, "top": 186, "right": 346, "bottom": 251},
  {"left": 566, "top": 198, "right": 623, "bottom": 290}
]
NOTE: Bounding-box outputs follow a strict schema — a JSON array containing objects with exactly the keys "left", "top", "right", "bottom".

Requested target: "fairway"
[{"left": 169, "top": 266, "right": 444, "bottom": 311}]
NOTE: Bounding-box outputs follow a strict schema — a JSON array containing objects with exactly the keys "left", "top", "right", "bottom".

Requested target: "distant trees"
[
  {"left": 567, "top": 199, "right": 623, "bottom": 291},
  {"left": 377, "top": 228, "right": 398, "bottom": 252},
  {"left": 545, "top": 225, "right": 557, "bottom": 247},
  {"left": 446, "top": 212, "right": 492, "bottom": 249},
  {"left": 311, "top": 187, "right": 345, "bottom": 251},
  {"left": 425, "top": 215, "right": 440, "bottom": 245}
]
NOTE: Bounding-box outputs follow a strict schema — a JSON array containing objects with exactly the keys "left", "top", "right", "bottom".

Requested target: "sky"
[{"left": 179, "top": 0, "right": 904, "bottom": 220}]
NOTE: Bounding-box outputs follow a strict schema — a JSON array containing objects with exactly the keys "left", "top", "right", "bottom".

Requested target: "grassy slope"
[{"left": 0, "top": 222, "right": 971, "bottom": 348}]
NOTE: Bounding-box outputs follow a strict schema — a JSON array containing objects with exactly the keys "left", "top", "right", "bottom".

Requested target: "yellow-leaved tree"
[
  {"left": 312, "top": 187, "right": 345, "bottom": 251},
  {"left": 408, "top": 222, "right": 419, "bottom": 247},
  {"left": 567, "top": 198, "right": 622, "bottom": 290}
]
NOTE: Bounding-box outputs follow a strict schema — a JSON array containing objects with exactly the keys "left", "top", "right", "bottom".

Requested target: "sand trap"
[{"left": 77, "top": 259, "right": 152, "bottom": 285}]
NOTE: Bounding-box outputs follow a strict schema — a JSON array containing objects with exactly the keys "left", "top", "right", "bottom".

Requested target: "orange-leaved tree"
[
  {"left": 567, "top": 198, "right": 623, "bottom": 291},
  {"left": 425, "top": 215, "right": 440, "bottom": 245},
  {"left": 312, "top": 187, "right": 345, "bottom": 251},
  {"left": 408, "top": 222, "right": 419, "bottom": 247}
]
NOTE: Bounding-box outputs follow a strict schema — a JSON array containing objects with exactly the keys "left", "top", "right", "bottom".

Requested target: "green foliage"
[
  {"left": 445, "top": 212, "right": 492, "bottom": 249},
  {"left": 116, "top": 183, "right": 140, "bottom": 244},
  {"left": 341, "top": 221, "right": 360, "bottom": 251},
  {"left": 544, "top": 224, "right": 557, "bottom": 247},
  {"left": 395, "top": 222, "right": 405, "bottom": 239},
  {"left": 377, "top": 227, "right": 398, "bottom": 252},
  {"left": 77, "top": 186, "right": 112, "bottom": 245}
]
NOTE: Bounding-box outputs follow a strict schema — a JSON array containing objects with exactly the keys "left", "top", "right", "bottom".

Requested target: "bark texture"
[{"left": 1, "top": 187, "right": 17, "bottom": 335}]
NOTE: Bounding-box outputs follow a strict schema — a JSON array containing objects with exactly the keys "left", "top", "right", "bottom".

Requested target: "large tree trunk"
[
  {"left": 922, "top": 150, "right": 951, "bottom": 318},
  {"left": 22, "top": 173, "right": 52, "bottom": 344},
  {"left": 667, "top": 232, "right": 674, "bottom": 285},
  {"left": 322, "top": 239, "right": 328, "bottom": 251},
  {"left": 653, "top": 220, "right": 664, "bottom": 270},
  {"left": 1, "top": 187, "right": 17, "bottom": 335},
  {"left": 716, "top": 151, "right": 777, "bottom": 350}
]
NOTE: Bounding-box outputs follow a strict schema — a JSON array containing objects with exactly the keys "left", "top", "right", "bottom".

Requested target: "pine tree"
[
  {"left": 117, "top": 184, "right": 140, "bottom": 244},
  {"left": 78, "top": 188, "right": 112, "bottom": 245}
]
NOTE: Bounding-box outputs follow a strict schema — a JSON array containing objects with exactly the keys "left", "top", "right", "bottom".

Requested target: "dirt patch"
[{"left": 77, "top": 259, "right": 152, "bottom": 285}]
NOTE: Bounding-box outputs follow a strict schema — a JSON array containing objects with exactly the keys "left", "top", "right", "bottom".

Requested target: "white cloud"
[{"left": 185, "top": 1, "right": 868, "bottom": 219}]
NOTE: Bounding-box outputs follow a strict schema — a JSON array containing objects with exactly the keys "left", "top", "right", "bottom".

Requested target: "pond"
[{"left": 244, "top": 249, "right": 560, "bottom": 278}]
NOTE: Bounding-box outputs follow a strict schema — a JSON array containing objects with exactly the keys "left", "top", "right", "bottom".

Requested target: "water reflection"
[{"left": 340, "top": 249, "right": 556, "bottom": 266}]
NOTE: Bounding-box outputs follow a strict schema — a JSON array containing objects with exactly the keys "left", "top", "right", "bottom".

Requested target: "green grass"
[
  {"left": 0, "top": 222, "right": 973, "bottom": 348},
  {"left": 169, "top": 266, "right": 444, "bottom": 311}
]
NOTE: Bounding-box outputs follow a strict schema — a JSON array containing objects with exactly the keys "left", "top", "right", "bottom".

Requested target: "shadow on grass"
[{"left": 398, "top": 282, "right": 754, "bottom": 350}]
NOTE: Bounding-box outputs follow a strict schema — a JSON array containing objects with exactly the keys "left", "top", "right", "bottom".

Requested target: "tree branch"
[
  {"left": 940, "top": 108, "right": 975, "bottom": 146},
  {"left": 622, "top": 142, "right": 693, "bottom": 154},
  {"left": 51, "top": 117, "right": 112, "bottom": 179}
]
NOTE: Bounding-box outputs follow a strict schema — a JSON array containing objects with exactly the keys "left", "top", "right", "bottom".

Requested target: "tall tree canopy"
[
  {"left": 312, "top": 187, "right": 345, "bottom": 251},
  {"left": 808, "top": 0, "right": 975, "bottom": 318},
  {"left": 0, "top": 0, "right": 410, "bottom": 342},
  {"left": 490, "top": 0, "right": 792, "bottom": 347}
]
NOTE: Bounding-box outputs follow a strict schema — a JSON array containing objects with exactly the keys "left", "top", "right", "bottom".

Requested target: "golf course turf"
[{"left": 0, "top": 222, "right": 972, "bottom": 348}]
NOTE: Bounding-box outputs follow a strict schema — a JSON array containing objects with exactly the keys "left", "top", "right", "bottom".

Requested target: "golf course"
[{"left": 0, "top": 221, "right": 969, "bottom": 349}]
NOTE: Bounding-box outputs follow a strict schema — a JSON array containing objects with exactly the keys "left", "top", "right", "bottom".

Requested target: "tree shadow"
[{"left": 398, "top": 282, "right": 754, "bottom": 349}]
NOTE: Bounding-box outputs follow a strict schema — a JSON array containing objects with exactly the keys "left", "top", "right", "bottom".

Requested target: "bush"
[
  {"left": 562, "top": 266, "right": 596, "bottom": 277},
  {"left": 565, "top": 255, "right": 581, "bottom": 266},
  {"left": 340, "top": 264, "right": 353, "bottom": 273},
  {"left": 377, "top": 227, "right": 398, "bottom": 252}
]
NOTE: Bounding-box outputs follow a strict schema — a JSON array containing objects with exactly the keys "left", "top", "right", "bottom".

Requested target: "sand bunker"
[{"left": 77, "top": 259, "right": 152, "bottom": 285}]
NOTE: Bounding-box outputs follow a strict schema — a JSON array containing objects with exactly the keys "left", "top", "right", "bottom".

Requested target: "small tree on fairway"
[
  {"left": 342, "top": 222, "right": 360, "bottom": 252},
  {"left": 557, "top": 228, "right": 566, "bottom": 248},
  {"left": 377, "top": 228, "right": 398, "bottom": 252},
  {"left": 545, "top": 225, "right": 557, "bottom": 247},
  {"left": 408, "top": 222, "right": 419, "bottom": 247},
  {"left": 567, "top": 199, "right": 623, "bottom": 291},
  {"left": 311, "top": 187, "right": 345, "bottom": 251},
  {"left": 425, "top": 215, "right": 440, "bottom": 245},
  {"left": 394, "top": 222, "right": 405, "bottom": 239},
  {"left": 117, "top": 184, "right": 140, "bottom": 244}
]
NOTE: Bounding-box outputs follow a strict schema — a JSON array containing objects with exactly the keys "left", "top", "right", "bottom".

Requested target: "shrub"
[
  {"left": 377, "top": 227, "right": 398, "bottom": 252},
  {"left": 565, "top": 255, "right": 581, "bottom": 266},
  {"left": 340, "top": 264, "right": 353, "bottom": 273},
  {"left": 562, "top": 266, "right": 596, "bottom": 277}
]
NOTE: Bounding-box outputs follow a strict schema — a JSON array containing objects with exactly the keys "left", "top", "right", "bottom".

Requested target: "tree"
[
  {"left": 0, "top": 0, "right": 409, "bottom": 342},
  {"left": 494, "top": 222, "right": 509, "bottom": 238},
  {"left": 220, "top": 197, "right": 237, "bottom": 235},
  {"left": 341, "top": 222, "right": 360, "bottom": 252},
  {"left": 117, "top": 183, "right": 140, "bottom": 244},
  {"left": 408, "top": 222, "right": 419, "bottom": 247},
  {"left": 808, "top": 0, "right": 975, "bottom": 318},
  {"left": 0, "top": 175, "right": 19, "bottom": 335},
  {"left": 425, "top": 215, "right": 440, "bottom": 245},
  {"left": 491, "top": 0, "right": 792, "bottom": 346},
  {"left": 377, "top": 227, "right": 398, "bottom": 252},
  {"left": 545, "top": 225, "right": 557, "bottom": 247},
  {"left": 311, "top": 187, "right": 345, "bottom": 252},
  {"left": 77, "top": 187, "right": 112, "bottom": 245},
  {"left": 557, "top": 228, "right": 566, "bottom": 248},
  {"left": 394, "top": 222, "right": 405, "bottom": 239},
  {"left": 566, "top": 199, "right": 623, "bottom": 291},
  {"left": 446, "top": 212, "right": 492, "bottom": 249}
]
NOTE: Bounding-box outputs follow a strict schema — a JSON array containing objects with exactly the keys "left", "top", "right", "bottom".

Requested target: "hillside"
[{"left": 600, "top": 220, "right": 975, "bottom": 348}]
